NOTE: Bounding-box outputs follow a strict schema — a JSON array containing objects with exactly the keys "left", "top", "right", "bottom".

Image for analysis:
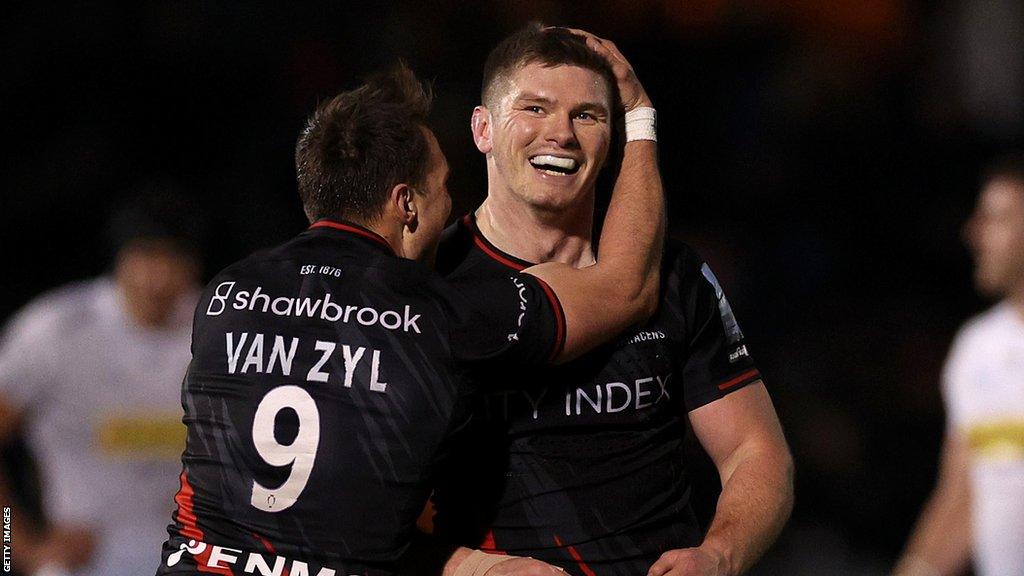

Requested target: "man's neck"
[
  {"left": 348, "top": 216, "right": 405, "bottom": 258},
  {"left": 475, "top": 195, "right": 595, "bottom": 268}
]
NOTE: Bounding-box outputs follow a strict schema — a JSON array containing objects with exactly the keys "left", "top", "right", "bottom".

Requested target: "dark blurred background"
[{"left": 3, "top": 1, "right": 1022, "bottom": 573}]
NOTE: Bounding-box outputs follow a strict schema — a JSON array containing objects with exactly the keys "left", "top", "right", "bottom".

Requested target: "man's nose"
[{"left": 544, "top": 113, "right": 578, "bottom": 149}]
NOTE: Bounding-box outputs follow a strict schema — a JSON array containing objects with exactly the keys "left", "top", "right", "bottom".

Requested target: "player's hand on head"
[
  {"left": 554, "top": 27, "right": 652, "bottom": 112},
  {"left": 484, "top": 557, "right": 566, "bottom": 576},
  {"left": 647, "top": 547, "right": 724, "bottom": 576}
]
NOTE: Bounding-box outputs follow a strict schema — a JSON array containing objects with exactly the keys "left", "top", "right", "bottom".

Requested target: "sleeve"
[
  {"left": 676, "top": 251, "right": 762, "bottom": 412},
  {"left": 0, "top": 299, "right": 63, "bottom": 412},
  {"left": 940, "top": 321, "right": 976, "bottom": 431},
  {"left": 445, "top": 272, "right": 566, "bottom": 366}
]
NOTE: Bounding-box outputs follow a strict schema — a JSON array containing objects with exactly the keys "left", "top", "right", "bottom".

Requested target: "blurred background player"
[
  {"left": 894, "top": 153, "right": 1024, "bottom": 576},
  {"left": 431, "top": 25, "right": 793, "bottom": 576},
  {"left": 0, "top": 190, "right": 204, "bottom": 576}
]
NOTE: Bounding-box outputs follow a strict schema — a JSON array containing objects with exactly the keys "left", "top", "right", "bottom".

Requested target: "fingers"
[
  {"left": 561, "top": 28, "right": 630, "bottom": 70},
  {"left": 647, "top": 552, "right": 676, "bottom": 576},
  {"left": 545, "top": 25, "right": 651, "bottom": 110}
]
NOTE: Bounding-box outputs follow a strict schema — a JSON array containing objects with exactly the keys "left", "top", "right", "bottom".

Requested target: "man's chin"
[{"left": 974, "top": 271, "right": 1008, "bottom": 298}]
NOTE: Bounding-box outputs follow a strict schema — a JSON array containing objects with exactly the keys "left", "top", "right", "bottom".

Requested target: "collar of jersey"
[
  {"left": 308, "top": 219, "right": 395, "bottom": 256},
  {"left": 461, "top": 213, "right": 534, "bottom": 271}
]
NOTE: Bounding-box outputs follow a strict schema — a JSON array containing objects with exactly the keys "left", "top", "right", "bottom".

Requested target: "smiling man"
[{"left": 432, "top": 25, "right": 794, "bottom": 576}]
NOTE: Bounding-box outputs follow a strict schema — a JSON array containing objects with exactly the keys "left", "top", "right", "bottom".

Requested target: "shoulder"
[
  {"left": 2, "top": 278, "right": 109, "bottom": 344},
  {"left": 662, "top": 238, "right": 703, "bottom": 275},
  {"left": 952, "top": 304, "right": 1012, "bottom": 352},
  {"left": 437, "top": 215, "right": 519, "bottom": 282},
  {"left": 659, "top": 238, "right": 716, "bottom": 300},
  {"left": 943, "top": 303, "right": 1013, "bottom": 387}
]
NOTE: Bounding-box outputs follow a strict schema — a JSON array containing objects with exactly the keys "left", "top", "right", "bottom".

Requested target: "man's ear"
[
  {"left": 389, "top": 183, "right": 418, "bottom": 231},
  {"left": 471, "top": 106, "right": 493, "bottom": 154}
]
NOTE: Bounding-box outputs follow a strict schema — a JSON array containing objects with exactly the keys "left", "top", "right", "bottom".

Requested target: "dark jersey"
[
  {"left": 430, "top": 215, "right": 761, "bottom": 576},
  {"left": 155, "top": 220, "right": 564, "bottom": 576}
]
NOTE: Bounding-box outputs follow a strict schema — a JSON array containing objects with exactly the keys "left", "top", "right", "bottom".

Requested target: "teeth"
[{"left": 530, "top": 155, "right": 577, "bottom": 170}]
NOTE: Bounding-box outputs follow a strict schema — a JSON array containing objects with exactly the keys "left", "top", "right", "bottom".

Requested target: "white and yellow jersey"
[{"left": 943, "top": 302, "right": 1024, "bottom": 575}]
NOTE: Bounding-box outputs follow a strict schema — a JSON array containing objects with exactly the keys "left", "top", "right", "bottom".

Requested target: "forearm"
[
  {"left": 893, "top": 431, "right": 972, "bottom": 576},
  {"left": 700, "top": 445, "right": 794, "bottom": 576},
  {"left": 525, "top": 139, "right": 665, "bottom": 360},
  {"left": 893, "top": 486, "right": 972, "bottom": 575},
  {"left": 594, "top": 138, "right": 665, "bottom": 316}
]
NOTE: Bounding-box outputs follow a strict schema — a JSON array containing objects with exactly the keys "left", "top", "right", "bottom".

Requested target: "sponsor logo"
[
  {"left": 483, "top": 373, "right": 673, "bottom": 421},
  {"left": 729, "top": 344, "right": 749, "bottom": 363},
  {"left": 627, "top": 330, "right": 666, "bottom": 344},
  {"left": 507, "top": 276, "right": 529, "bottom": 342},
  {"left": 167, "top": 538, "right": 348, "bottom": 575},
  {"left": 206, "top": 282, "right": 421, "bottom": 334}
]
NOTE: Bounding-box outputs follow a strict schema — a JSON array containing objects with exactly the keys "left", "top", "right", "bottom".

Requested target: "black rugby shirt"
[
  {"left": 156, "top": 220, "right": 564, "bottom": 576},
  {"left": 431, "top": 215, "right": 761, "bottom": 576}
]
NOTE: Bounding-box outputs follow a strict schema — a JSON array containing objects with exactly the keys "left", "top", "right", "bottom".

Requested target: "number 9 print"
[{"left": 250, "top": 386, "right": 321, "bottom": 512}]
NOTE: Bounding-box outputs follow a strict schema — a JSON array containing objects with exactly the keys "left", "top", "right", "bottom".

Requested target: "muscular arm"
[
  {"left": 524, "top": 35, "right": 665, "bottom": 362},
  {"left": 650, "top": 383, "right": 793, "bottom": 576},
  {"left": 892, "top": 431, "right": 972, "bottom": 576},
  {"left": 442, "top": 30, "right": 664, "bottom": 576}
]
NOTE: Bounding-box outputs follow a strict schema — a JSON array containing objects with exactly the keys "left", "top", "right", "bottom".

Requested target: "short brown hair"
[
  {"left": 481, "top": 23, "right": 617, "bottom": 109},
  {"left": 295, "top": 63, "right": 433, "bottom": 223}
]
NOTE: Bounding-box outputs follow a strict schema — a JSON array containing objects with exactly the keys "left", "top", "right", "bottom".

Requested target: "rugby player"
[
  {"left": 431, "top": 25, "right": 794, "bottom": 576},
  {"left": 155, "top": 61, "right": 665, "bottom": 576},
  {"left": 893, "top": 154, "right": 1024, "bottom": 576}
]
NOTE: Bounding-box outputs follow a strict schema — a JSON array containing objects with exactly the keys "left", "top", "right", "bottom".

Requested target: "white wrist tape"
[
  {"left": 453, "top": 549, "right": 517, "bottom": 576},
  {"left": 624, "top": 107, "right": 657, "bottom": 142}
]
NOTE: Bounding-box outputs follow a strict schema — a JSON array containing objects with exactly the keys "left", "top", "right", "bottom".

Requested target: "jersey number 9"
[{"left": 250, "top": 385, "right": 320, "bottom": 512}]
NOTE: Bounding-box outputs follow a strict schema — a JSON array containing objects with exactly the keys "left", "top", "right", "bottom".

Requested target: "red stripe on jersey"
[
  {"left": 472, "top": 235, "right": 527, "bottom": 271},
  {"left": 464, "top": 215, "right": 528, "bottom": 271},
  {"left": 253, "top": 533, "right": 290, "bottom": 576},
  {"left": 460, "top": 214, "right": 565, "bottom": 360},
  {"left": 717, "top": 369, "right": 760, "bottom": 391},
  {"left": 532, "top": 276, "right": 567, "bottom": 362},
  {"left": 552, "top": 535, "right": 597, "bottom": 576},
  {"left": 173, "top": 471, "right": 233, "bottom": 575},
  {"left": 309, "top": 220, "right": 394, "bottom": 254},
  {"left": 479, "top": 530, "right": 506, "bottom": 554}
]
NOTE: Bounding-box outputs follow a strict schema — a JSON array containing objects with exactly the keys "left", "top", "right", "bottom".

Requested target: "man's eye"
[
  {"left": 525, "top": 106, "right": 543, "bottom": 113},
  {"left": 575, "top": 112, "right": 596, "bottom": 121}
]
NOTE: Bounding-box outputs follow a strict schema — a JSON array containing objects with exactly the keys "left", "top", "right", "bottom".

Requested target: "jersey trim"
[
  {"left": 552, "top": 535, "right": 597, "bottom": 576},
  {"left": 173, "top": 470, "right": 233, "bottom": 575},
  {"left": 309, "top": 219, "right": 395, "bottom": 255},
  {"left": 716, "top": 368, "right": 761, "bottom": 391},
  {"left": 461, "top": 215, "right": 532, "bottom": 271},
  {"left": 480, "top": 530, "right": 506, "bottom": 555}
]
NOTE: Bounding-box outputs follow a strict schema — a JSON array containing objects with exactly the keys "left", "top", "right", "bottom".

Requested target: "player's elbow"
[{"left": 622, "top": 271, "right": 660, "bottom": 323}]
